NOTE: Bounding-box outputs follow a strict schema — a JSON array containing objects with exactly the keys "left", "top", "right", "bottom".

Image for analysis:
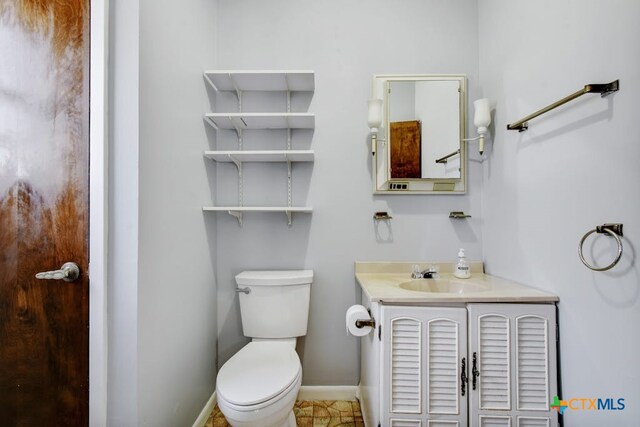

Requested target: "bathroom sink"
[{"left": 398, "top": 279, "right": 489, "bottom": 294}]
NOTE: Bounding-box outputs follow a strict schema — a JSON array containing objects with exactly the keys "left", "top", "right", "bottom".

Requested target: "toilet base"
[
  {"left": 220, "top": 408, "right": 295, "bottom": 427},
  {"left": 216, "top": 370, "right": 301, "bottom": 427},
  {"left": 286, "top": 410, "right": 296, "bottom": 427},
  {"left": 270, "top": 410, "right": 296, "bottom": 427}
]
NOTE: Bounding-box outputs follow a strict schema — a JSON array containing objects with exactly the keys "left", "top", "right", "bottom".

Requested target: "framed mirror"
[{"left": 371, "top": 74, "right": 467, "bottom": 194}]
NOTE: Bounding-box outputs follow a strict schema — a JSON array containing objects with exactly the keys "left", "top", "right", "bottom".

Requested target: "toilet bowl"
[
  {"left": 216, "top": 341, "right": 302, "bottom": 427},
  {"left": 216, "top": 270, "right": 313, "bottom": 427}
]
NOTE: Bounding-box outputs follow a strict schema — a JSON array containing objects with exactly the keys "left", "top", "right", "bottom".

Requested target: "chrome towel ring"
[{"left": 578, "top": 223, "right": 623, "bottom": 271}]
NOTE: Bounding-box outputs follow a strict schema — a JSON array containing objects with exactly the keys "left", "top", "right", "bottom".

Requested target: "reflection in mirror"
[
  {"left": 389, "top": 80, "right": 461, "bottom": 179},
  {"left": 371, "top": 74, "right": 466, "bottom": 194}
]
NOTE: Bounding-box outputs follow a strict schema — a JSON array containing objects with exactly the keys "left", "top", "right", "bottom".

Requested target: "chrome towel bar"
[
  {"left": 507, "top": 80, "right": 619, "bottom": 132},
  {"left": 435, "top": 149, "right": 460, "bottom": 164}
]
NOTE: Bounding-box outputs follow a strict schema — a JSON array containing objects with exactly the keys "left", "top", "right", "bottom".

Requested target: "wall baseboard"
[
  {"left": 297, "top": 385, "right": 358, "bottom": 401},
  {"left": 192, "top": 390, "right": 216, "bottom": 427}
]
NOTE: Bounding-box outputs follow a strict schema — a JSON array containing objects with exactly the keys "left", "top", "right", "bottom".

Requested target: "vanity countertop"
[{"left": 355, "top": 261, "right": 558, "bottom": 303}]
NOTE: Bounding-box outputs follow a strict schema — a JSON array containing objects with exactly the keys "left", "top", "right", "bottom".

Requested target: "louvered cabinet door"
[
  {"left": 381, "top": 306, "right": 468, "bottom": 427},
  {"left": 468, "top": 304, "right": 558, "bottom": 427}
]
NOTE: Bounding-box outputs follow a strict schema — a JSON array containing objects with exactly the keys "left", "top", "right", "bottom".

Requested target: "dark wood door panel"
[
  {"left": 0, "top": 1, "right": 90, "bottom": 425},
  {"left": 0, "top": 183, "right": 89, "bottom": 425},
  {"left": 390, "top": 120, "right": 422, "bottom": 179}
]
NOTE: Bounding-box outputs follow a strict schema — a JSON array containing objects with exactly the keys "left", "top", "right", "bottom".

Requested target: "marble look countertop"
[{"left": 355, "top": 261, "right": 558, "bottom": 304}]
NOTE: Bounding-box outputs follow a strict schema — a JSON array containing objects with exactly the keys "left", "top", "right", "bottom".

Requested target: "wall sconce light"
[
  {"left": 368, "top": 98, "right": 383, "bottom": 156},
  {"left": 463, "top": 98, "right": 492, "bottom": 155}
]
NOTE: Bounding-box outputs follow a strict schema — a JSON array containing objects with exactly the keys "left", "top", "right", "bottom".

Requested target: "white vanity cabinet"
[
  {"left": 355, "top": 262, "right": 560, "bottom": 427},
  {"left": 381, "top": 305, "right": 468, "bottom": 427},
  {"left": 362, "top": 303, "right": 558, "bottom": 427},
  {"left": 468, "top": 304, "right": 558, "bottom": 427}
]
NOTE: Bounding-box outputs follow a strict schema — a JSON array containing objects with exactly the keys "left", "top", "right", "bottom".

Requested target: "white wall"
[
  {"left": 478, "top": 1, "right": 640, "bottom": 425},
  {"left": 137, "top": 0, "right": 219, "bottom": 425},
  {"left": 214, "top": 0, "right": 482, "bottom": 385},
  {"left": 109, "top": 0, "right": 219, "bottom": 425},
  {"left": 108, "top": 0, "right": 140, "bottom": 423}
]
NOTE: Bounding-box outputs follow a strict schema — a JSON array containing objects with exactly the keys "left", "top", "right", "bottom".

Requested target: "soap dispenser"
[{"left": 454, "top": 248, "right": 471, "bottom": 279}]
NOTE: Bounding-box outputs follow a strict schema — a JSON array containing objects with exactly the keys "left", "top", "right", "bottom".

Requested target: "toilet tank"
[{"left": 236, "top": 270, "right": 313, "bottom": 338}]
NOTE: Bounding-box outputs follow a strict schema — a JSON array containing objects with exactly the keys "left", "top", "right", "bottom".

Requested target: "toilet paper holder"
[{"left": 355, "top": 318, "right": 376, "bottom": 329}]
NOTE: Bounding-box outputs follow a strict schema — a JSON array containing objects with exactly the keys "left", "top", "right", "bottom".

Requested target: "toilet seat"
[{"left": 217, "top": 341, "right": 301, "bottom": 408}]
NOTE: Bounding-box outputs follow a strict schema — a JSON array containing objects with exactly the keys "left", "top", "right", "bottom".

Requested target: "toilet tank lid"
[{"left": 236, "top": 270, "right": 313, "bottom": 286}]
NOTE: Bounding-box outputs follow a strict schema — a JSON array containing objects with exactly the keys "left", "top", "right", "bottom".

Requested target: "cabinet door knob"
[
  {"left": 472, "top": 352, "right": 480, "bottom": 390},
  {"left": 460, "top": 357, "right": 468, "bottom": 396}
]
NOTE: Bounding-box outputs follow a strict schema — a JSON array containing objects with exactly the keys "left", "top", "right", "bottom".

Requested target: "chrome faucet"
[{"left": 411, "top": 264, "right": 439, "bottom": 279}]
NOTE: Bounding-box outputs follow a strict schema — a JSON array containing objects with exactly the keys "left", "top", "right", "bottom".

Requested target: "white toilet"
[{"left": 216, "top": 270, "right": 313, "bottom": 427}]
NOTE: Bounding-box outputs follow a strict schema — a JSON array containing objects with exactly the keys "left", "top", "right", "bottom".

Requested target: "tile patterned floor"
[{"left": 205, "top": 400, "right": 365, "bottom": 427}]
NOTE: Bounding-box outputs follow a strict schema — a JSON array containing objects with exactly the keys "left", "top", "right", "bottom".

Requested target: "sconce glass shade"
[
  {"left": 368, "top": 99, "right": 383, "bottom": 132},
  {"left": 473, "top": 98, "right": 491, "bottom": 134}
]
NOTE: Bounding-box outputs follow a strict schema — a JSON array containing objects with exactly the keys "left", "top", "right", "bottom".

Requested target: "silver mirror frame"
[{"left": 371, "top": 74, "right": 467, "bottom": 195}]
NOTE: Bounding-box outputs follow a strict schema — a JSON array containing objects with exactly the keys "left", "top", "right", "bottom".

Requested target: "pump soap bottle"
[{"left": 454, "top": 248, "right": 471, "bottom": 279}]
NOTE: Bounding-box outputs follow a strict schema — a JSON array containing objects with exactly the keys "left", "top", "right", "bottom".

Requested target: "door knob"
[{"left": 35, "top": 262, "right": 80, "bottom": 282}]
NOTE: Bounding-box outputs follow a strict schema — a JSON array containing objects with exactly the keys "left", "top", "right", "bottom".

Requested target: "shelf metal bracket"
[
  {"left": 227, "top": 210, "right": 243, "bottom": 226},
  {"left": 227, "top": 154, "right": 243, "bottom": 207},
  {"left": 229, "top": 73, "right": 243, "bottom": 112},
  {"left": 285, "top": 210, "right": 293, "bottom": 227},
  {"left": 229, "top": 125, "right": 243, "bottom": 150},
  {"left": 227, "top": 154, "right": 242, "bottom": 171},
  {"left": 204, "top": 116, "right": 219, "bottom": 131},
  {"left": 203, "top": 72, "right": 217, "bottom": 92},
  {"left": 229, "top": 116, "right": 242, "bottom": 135}
]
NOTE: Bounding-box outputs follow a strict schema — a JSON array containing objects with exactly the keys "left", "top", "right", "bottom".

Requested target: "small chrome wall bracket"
[
  {"left": 579, "top": 223, "right": 624, "bottom": 271},
  {"left": 449, "top": 211, "right": 471, "bottom": 219},
  {"left": 587, "top": 80, "right": 619, "bottom": 98},
  {"left": 596, "top": 223, "right": 623, "bottom": 236},
  {"left": 373, "top": 211, "right": 392, "bottom": 221}
]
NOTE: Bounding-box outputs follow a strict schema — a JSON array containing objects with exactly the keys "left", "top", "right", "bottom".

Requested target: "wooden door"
[
  {"left": 390, "top": 120, "right": 422, "bottom": 179},
  {"left": 0, "top": 1, "right": 90, "bottom": 425}
]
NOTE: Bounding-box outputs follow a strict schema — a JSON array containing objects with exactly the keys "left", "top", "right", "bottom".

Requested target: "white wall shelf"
[
  {"left": 204, "top": 113, "right": 315, "bottom": 130},
  {"left": 204, "top": 150, "right": 315, "bottom": 163},
  {"left": 203, "top": 70, "right": 315, "bottom": 226},
  {"left": 202, "top": 206, "right": 313, "bottom": 226},
  {"left": 204, "top": 70, "right": 314, "bottom": 92}
]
